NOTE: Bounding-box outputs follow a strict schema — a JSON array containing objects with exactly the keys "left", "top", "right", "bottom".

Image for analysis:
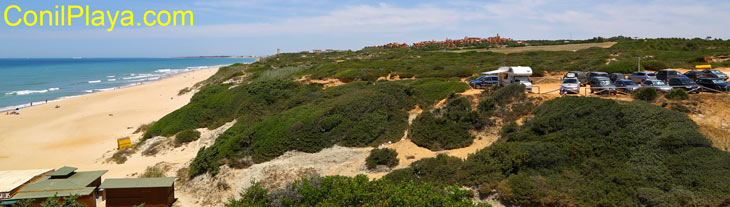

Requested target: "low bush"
[
  {"left": 225, "top": 175, "right": 488, "bottom": 207},
  {"left": 175, "top": 129, "right": 201, "bottom": 146},
  {"left": 108, "top": 148, "right": 135, "bottom": 164},
  {"left": 133, "top": 122, "right": 156, "bottom": 134},
  {"left": 598, "top": 61, "right": 642, "bottom": 74},
  {"left": 409, "top": 97, "right": 476, "bottom": 151},
  {"left": 641, "top": 60, "right": 669, "bottom": 71},
  {"left": 671, "top": 103, "right": 691, "bottom": 113},
  {"left": 139, "top": 166, "right": 166, "bottom": 178},
  {"left": 665, "top": 89, "right": 688, "bottom": 100},
  {"left": 634, "top": 87, "right": 658, "bottom": 102},
  {"left": 365, "top": 148, "right": 399, "bottom": 170}
]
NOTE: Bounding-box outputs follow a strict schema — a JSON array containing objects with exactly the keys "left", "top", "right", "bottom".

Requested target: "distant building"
[
  {"left": 100, "top": 177, "right": 176, "bottom": 207},
  {"left": 0, "top": 169, "right": 53, "bottom": 206},
  {"left": 367, "top": 34, "right": 519, "bottom": 50},
  {"left": 10, "top": 166, "right": 107, "bottom": 207}
]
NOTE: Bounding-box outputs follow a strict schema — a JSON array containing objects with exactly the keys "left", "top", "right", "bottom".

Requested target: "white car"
[{"left": 560, "top": 78, "right": 580, "bottom": 94}]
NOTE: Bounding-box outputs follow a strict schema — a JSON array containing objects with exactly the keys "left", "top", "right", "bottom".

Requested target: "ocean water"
[{"left": 0, "top": 58, "right": 255, "bottom": 111}]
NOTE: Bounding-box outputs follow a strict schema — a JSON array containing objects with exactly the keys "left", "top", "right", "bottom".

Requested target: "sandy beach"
[{"left": 0, "top": 67, "right": 218, "bottom": 171}]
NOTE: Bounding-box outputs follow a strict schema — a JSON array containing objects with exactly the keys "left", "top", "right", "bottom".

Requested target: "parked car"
[
  {"left": 589, "top": 77, "right": 617, "bottom": 95},
  {"left": 667, "top": 77, "right": 701, "bottom": 93},
  {"left": 560, "top": 78, "right": 580, "bottom": 94},
  {"left": 656, "top": 70, "right": 685, "bottom": 82},
  {"left": 566, "top": 71, "right": 588, "bottom": 86},
  {"left": 696, "top": 78, "right": 729, "bottom": 92},
  {"left": 702, "top": 69, "right": 729, "bottom": 81},
  {"left": 629, "top": 72, "right": 657, "bottom": 83},
  {"left": 684, "top": 70, "right": 706, "bottom": 81},
  {"left": 614, "top": 79, "right": 641, "bottom": 93},
  {"left": 469, "top": 75, "right": 499, "bottom": 89},
  {"left": 641, "top": 80, "right": 673, "bottom": 93},
  {"left": 587, "top": 72, "right": 610, "bottom": 84},
  {"left": 609, "top": 73, "right": 626, "bottom": 82}
]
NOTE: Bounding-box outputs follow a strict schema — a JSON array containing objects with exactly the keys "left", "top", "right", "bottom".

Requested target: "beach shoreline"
[
  {"left": 0, "top": 64, "right": 232, "bottom": 113},
  {"left": 0, "top": 65, "right": 221, "bottom": 171}
]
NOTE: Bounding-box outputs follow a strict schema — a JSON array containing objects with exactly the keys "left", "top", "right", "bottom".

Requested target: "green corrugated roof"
[
  {"left": 100, "top": 177, "right": 175, "bottom": 189},
  {"left": 11, "top": 187, "right": 95, "bottom": 200},
  {"left": 48, "top": 166, "right": 77, "bottom": 177},
  {"left": 20, "top": 170, "right": 107, "bottom": 192},
  {"left": 0, "top": 200, "right": 18, "bottom": 205}
]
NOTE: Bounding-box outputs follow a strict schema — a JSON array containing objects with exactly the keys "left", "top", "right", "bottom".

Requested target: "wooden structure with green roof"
[
  {"left": 10, "top": 166, "right": 106, "bottom": 207},
  {"left": 100, "top": 177, "right": 176, "bottom": 207}
]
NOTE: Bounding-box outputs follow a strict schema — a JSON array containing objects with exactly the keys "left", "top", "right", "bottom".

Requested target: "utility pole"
[{"left": 638, "top": 57, "right": 641, "bottom": 72}]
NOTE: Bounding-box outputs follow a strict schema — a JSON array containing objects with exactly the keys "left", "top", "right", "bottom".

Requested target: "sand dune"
[{"left": 0, "top": 67, "right": 218, "bottom": 171}]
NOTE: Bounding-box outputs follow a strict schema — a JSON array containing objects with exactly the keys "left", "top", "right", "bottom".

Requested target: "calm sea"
[{"left": 0, "top": 58, "right": 255, "bottom": 111}]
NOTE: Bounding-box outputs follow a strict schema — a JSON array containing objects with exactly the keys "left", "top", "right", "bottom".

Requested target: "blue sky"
[{"left": 1, "top": 0, "right": 729, "bottom": 58}]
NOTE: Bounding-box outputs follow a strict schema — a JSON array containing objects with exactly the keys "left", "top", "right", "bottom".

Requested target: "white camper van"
[{"left": 482, "top": 66, "right": 533, "bottom": 92}]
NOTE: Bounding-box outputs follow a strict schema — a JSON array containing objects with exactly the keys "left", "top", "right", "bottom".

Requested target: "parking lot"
[{"left": 528, "top": 68, "right": 730, "bottom": 98}]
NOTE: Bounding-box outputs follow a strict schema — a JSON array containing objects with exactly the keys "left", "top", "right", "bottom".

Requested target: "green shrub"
[
  {"left": 671, "top": 103, "right": 691, "bottom": 113},
  {"left": 641, "top": 60, "right": 669, "bottom": 71},
  {"left": 188, "top": 80, "right": 465, "bottom": 177},
  {"left": 175, "top": 129, "right": 201, "bottom": 144},
  {"left": 225, "top": 175, "right": 488, "bottom": 207},
  {"left": 634, "top": 87, "right": 658, "bottom": 102},
  {"left": 107, "top": 148, "right": 135, "bottom": 164},
  {"left": 224, "top": 182, "right": 271, "bottom": 207},
  {"left": 409, "top": 97, "right": 476, "bottom": 151},
  {"left": 665, "top": 89, "right": 688, "bottom": 100},
  {"left": 365, "top": 148, "right": 399, "bottom": 170},
  {"left": 386, "top": 96, "right": 730, "bottom": 206},
  {"left": 598, "top": 61, "right": 642, "bottom": 74},
  {"left": 139, "top": 166, "right": 166, "bottom": 178}
]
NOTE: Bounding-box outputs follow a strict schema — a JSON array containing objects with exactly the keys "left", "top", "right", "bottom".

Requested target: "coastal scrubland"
[{"left": 139, "top": 37, "right": 730, "bottom": 206}]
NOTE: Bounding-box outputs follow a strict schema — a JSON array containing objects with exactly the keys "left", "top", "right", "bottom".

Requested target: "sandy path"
[{"left": 0, "top": 67, "right": 219, "bottom": 171}]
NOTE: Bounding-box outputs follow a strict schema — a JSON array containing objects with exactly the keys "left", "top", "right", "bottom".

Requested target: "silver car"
[
  {"left": 560, "top": 78, "right": 580, "bottom": 94},
  {"left": 641, "top": 80, "right": 673, "bottom": 93},
  {"left": 629, "top": 72, "right": 657, "bottom": 83}
]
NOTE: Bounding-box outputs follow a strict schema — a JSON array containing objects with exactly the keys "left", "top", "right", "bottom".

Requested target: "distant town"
[{"left": 367, "top": 34, "right": 523, "bottom": 49}]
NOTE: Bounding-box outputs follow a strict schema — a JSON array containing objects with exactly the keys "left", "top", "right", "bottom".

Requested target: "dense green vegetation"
[
  {"left": 143, "top": 37, "right": 730, "bottom": 190},
  {"left": 634, "top": 87, "right": 659, "bottom": 102},
  {"left": 365, "top": 148, "right": 399, "bottom": 170},
  {"left": 12, "top": 195, "right": 86, "bottom": 207},
  {"left": 182, "top": 79, "right": 467, "bottom": 177},
  {"left": 136, "top": 37, "right": 730, "bottom": 206},
  {"left": 224, "top": 175, "right": 489, "bottom": 207},
  {"left": 665, "top": 89, "right": 689, "bottom": 100},
  {"left": 409, "top": 96, "right": 478, "bottom": 150},
  {"left": 175, "top": 129, "right": 201, "bottom": 146},
  {"left": 254, "top": 37, "right": 730, "bottom": 80},
  {"left": 384, "top": 97, "right": 730, "bottom": 206}
]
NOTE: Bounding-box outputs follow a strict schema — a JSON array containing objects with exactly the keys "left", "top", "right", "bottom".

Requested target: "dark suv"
[
  {"left": 656, "top": 70, "right": 684, "bottom": 82},
  {"left": 587, "top": 72, "right": 609, "bottom": 85},
  {"left": 667, "top": 77, "right": 701, "bottom": 93},
  {"left": 589, "top": 77, "right": 617, "bottom": 95},
  {"left": 609, "top": 73, "right": 625, "bottom": 82},
  {"left": 697, "top": 78, "right": 729, "bottom": 92},
  {"left": 469, "top": 75, "right": 499, "bottom": 89},
  {"left": 702, "top": 69, "right": 729, "bottom": 81},
  {"left": 684, "top": 70, "right": 706, "bottom": 81}
]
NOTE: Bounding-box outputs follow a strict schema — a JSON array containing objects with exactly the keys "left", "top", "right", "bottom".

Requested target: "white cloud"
[{"left": 3, "top": 1, "right": 730, "bottom": 41}]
